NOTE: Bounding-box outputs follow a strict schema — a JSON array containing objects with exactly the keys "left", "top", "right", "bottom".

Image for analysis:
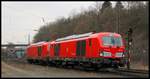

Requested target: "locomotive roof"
[
  {"left": 53, "top": 32, "right": 121, "bottom": 43},
  {"left": 55, "top": 32, "right": 94, "bottom": 42},
  {"left": 28, "top": 41, "right": 47, "bottom": 47},
  {"left": 27, "top": 32, "right": 121, "bottom": 46}
]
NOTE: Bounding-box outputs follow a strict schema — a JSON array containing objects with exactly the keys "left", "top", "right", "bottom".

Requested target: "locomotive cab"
[{"left": 98, "top": 32, "right": 125, "bottom": 68}]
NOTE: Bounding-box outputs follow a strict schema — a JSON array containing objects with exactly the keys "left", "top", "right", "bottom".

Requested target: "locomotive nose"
[{"left": 101, "top": 46, "right": 124, "bottom": 58}]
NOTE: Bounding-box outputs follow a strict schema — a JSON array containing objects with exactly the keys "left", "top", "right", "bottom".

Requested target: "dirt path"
[{"left": 2, "top": 61, "right": 34, "bottom": 77}]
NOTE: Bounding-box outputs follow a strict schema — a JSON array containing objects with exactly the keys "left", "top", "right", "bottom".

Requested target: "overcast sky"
[{"left": 2, "top": 1, "right": 118, "bottom": 44}]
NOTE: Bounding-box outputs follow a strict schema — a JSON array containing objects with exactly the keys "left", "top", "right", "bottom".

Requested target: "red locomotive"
[{"left": 26, "top": 32, "right": 126, "bottom": 69}]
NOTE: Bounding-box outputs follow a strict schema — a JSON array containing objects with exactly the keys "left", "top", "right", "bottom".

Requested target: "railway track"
[
  {"left": 106, "top": 68, "right": 149, "bottom": 78},
  {"left": 3, "top": 59, "right": 149, "bottom": 78},
  {"left": 117, "top": 68, "right": 148, "bottom": 74}
]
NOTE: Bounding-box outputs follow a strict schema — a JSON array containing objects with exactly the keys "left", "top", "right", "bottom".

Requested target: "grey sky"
[{"left": 2, "top": 1, "right": 118, "bottom": 44}]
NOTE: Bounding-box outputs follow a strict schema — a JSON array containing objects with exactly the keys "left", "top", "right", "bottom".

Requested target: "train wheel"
[
  {"left": 83, "top": 66, "right": 91, "bottom": 71},
  {"left": 30, "top": 59, "right": 35, "bottom": 64},
  {"left": 61, "top": 62, "right": 68, "bottom": 68},
  {"left": 93, "top": 66, "right": 99, "bottom": 71},
  {"left": 27, "top": 59, "right": 32, "bottom": 64},
  {"left": 81, "top": 64, "right": 90, "bottom": 71},
  {"left": 71, "top": 65, "right": 74, "bottom": 69},
  {"left": 39, "top": 60, "right": 42, "bottom": 65},
  {"left": 47, "top": 61, "right": 52, "bottom": 66},
  {"left": 34, "top": 60, "right": 40, "bottom": 65},
  {"left": 41, "top": 60, "right": 47, "bottom": 66},
  {"left": 33, "top": 59, "right": 37, "bottom": 64},
  {"left": 113, "top": 65, "right": 119, "bottom": 69},
  {"left": 31, "top": 59, "right": 35, "bottom": 64},
  {"left": 39, "top": 60, "right": 44, "bottom": 65},
  {"left": 37, "top": 60, "right": 40, "bottom": 64},
  {"left": 30, "top": 59, "right": 34, "bottom": 64}
]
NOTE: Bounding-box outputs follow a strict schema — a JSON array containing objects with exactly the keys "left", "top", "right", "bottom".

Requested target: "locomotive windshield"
[{"left": 102, "top": 36, "right": 123, "bottom": 46}]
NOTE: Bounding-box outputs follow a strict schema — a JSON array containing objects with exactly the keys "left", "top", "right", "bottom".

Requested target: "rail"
[{"left": 117, "top": 68, "right": 148, "bottom": 74}]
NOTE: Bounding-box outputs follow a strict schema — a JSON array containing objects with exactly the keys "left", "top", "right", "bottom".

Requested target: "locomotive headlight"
[
  {"left": 116, "top": 52, "right": 124, "bottom": 57},
  {"left": 100, "top": 53, "right": 103, "bottom": 56},
  {"left": 100, "top": 51, "right": 112, "bottom": 57}
]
